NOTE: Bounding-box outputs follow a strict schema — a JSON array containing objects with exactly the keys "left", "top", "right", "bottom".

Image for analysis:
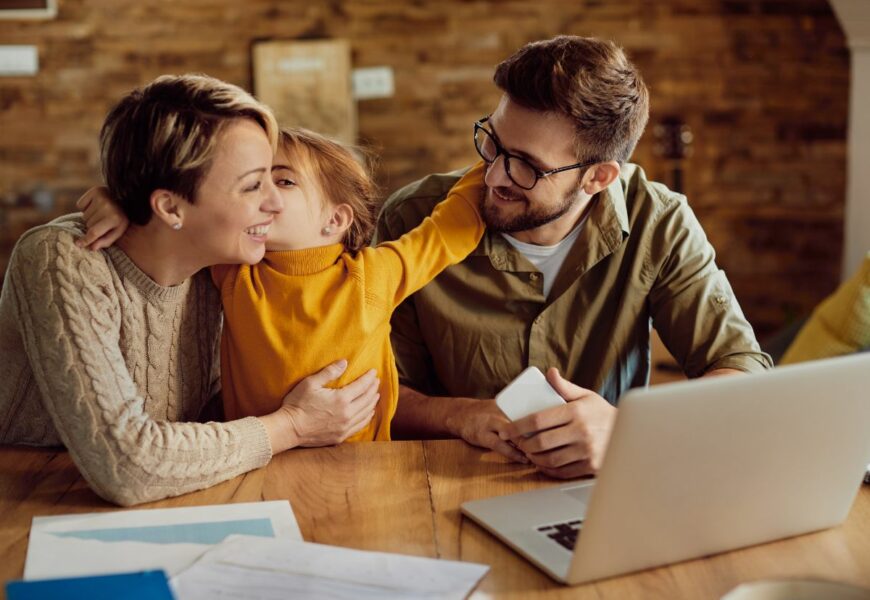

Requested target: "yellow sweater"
[{"left": 213, "top": 162, "right": 485, "bottom": 441}]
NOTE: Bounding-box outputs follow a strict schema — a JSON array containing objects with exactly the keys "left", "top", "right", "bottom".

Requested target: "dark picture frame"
[{"left": 0, "top": 0, "right": 57, "bottom": 19}]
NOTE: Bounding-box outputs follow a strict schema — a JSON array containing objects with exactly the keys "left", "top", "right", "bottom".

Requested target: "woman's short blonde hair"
[
  {"left": 100, "top": 74, "right": 278, "bottom": 225},
  {"left": 278, "top": 128, "right": 380, "bottom": 253}
]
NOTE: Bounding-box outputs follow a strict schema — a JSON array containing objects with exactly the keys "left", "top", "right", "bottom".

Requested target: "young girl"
[{"left": 81, "top": 128, "right": 485, "bottom": 442}]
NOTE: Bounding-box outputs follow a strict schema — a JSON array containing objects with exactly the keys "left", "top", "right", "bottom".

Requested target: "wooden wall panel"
[{"left": 0, "top": 0, "right": 849, "bottom": 336}]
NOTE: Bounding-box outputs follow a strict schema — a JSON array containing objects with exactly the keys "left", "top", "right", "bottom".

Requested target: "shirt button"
[
  {"left": 533, "top": 315, "right": 543, "bottom": 325},
  {"left": 529, "top": 273, "right": 540, "bottom": 282},
  {"left": 715, "top": 294, "right": 728, "bottom": 305}
]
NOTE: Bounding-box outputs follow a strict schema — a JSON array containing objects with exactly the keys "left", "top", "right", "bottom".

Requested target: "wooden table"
[{"left": 1, "top": 440, "right": 869, "bottom": 599}]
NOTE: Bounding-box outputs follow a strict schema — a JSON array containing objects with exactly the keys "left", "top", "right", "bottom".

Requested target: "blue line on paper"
[{"left": 50, "top": 518, "right": 275, "bottom": 545}]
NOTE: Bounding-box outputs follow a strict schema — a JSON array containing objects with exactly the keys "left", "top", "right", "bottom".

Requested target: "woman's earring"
[
  {"left": 322, "top": 226, "right": 333, "bottom": 235},
  {"left": 172, "top": 222, "right": 182, "bottom": 231}
]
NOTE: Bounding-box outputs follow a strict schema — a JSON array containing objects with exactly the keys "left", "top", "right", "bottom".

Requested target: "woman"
[{"left": 0, "top": 74, "right": 379, "bottom": 506}]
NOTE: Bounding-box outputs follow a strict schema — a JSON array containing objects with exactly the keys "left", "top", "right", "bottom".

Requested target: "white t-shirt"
[{"left": 501, "top": 216, "right": 588, "bottom": 298}]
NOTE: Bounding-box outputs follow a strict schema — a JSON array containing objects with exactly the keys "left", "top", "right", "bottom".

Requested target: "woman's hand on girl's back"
[{"left": 259, "top": 360, "right": 380, "bottom": 453}]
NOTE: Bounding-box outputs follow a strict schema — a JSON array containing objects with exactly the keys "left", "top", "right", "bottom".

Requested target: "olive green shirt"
[{"left": 374, "top": 163, "right": 772, "bottom": 404}]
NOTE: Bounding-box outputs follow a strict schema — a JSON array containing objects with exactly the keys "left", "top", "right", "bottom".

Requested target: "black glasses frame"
[{"left": 473, "top": 116, "right": 597, "bottom": 190}]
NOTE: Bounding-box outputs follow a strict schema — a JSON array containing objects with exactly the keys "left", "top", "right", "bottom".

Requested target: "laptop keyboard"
[{"left": 537, "top": 519, "right": 583, "bottom": 551}]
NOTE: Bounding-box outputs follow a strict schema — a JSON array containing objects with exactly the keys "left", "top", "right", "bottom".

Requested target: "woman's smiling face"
[{"left": 181, "top": 118, "right": 284, "bottom": 265}]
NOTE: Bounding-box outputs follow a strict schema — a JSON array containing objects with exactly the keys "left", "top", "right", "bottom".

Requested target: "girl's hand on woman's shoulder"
[{"left": 75, "top": 186, "right": 130, "bottom": 251}]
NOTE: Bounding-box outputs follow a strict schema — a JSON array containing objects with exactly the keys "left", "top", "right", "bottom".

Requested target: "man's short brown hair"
[
  {"left": 494, "top": 36, "right": 649, "bottom": 164},
  {"left": 100, "top": 74, "right": 278, "bottom": 225}
]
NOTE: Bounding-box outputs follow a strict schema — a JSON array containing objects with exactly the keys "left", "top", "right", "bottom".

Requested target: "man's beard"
[{"left": 480, "top": 185, "right": 579, "bottom": 234}]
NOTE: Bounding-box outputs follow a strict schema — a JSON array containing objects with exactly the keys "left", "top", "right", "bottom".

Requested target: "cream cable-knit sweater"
[{"left": 0, "top": 215, "right": 272, "bottom": 506}]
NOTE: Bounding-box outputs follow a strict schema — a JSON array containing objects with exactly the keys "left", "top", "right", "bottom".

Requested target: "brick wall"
[{"left": 0, "top": 0, "right": 848, "bottom": 336}]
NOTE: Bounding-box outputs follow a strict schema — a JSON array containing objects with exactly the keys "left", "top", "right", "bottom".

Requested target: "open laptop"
[{"left": 461, "top": 353, "right": 870, "bottom": 585}]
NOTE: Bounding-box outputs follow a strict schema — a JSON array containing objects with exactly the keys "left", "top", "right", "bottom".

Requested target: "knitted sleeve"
[
  {"left": 357, "top": 160, "right": 486, "bottom": 309},
  {"left": 6, "top": 227, "right": 272, "bottom": 506}
]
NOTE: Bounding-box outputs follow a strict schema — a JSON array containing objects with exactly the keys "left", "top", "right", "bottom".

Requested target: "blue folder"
[{"left": 5, "top": 570, "right": 174, "bottom": 600}]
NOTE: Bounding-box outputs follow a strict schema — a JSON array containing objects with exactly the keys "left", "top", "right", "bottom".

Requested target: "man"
[{"left": 374, "top": 35, "right": 772, "bottom": 479}]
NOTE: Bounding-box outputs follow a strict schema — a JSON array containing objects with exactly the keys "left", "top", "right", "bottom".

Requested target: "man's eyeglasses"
[{"left": 473, "top": 116, "right": 597, "bottom": 191}]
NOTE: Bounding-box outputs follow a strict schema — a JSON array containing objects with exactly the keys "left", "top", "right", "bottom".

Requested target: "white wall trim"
[
  {"left": 830, "top": 0, "right": 870, "bottom": 278},
  {"left": 843, "top": 49, "right": 870, "bottom": 277}
]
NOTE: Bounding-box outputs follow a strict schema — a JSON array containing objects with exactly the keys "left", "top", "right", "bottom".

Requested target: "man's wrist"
[
  {"left": 702, "top": 367, "right": 745, "bottom": 378},
  {"left": 443, "top": 396, "right": 477, "bottom": 439},
  {"left": 443, "top": 402, "right": 461, "bottom": 438},
  {"left": 395, "top": 384, "right": 470, "bottom": 439}
]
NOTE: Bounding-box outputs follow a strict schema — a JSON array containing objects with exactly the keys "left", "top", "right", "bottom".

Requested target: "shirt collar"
[{"left": 602, "top": 172, "right": 631, "bottom": 237}]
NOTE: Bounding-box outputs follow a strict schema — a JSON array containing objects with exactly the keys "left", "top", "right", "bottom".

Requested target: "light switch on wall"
[
  {"left": 352, "top": 67, "right": 394, "bottom": 100},
  {"left": 0, "top": 46, "right": 39, "bottom": 76}
]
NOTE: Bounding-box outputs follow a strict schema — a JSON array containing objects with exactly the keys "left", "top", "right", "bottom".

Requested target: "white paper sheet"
[
  {"left": 172, "top": 536, "right": 489, "bottom": 600},
  {"left": 24, "top": 501, "right": 301, "bottom": 580}
]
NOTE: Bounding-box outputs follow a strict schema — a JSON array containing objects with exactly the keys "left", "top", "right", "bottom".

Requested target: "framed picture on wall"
[
  {"left": 0, "top": 0, "right": 57, "bottom": 19},
  {"left": 252, "top": 39, "right": 356, "bottom": 144}
]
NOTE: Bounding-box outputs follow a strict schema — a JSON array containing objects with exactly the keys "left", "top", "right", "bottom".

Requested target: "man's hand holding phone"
[{"left": 497, "top": 367, "right": 617, "bottom": 480}]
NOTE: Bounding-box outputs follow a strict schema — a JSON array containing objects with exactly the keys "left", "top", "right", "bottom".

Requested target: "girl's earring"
[
  {"left": 172, "top": 222, "right": 182, "bottom": 231},
  {"left": 322, "top": 226, "right": 333, "bottom": 235}
]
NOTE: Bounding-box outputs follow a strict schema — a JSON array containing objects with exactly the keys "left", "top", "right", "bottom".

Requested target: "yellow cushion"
[{"left": 781, "top": 252, "right": 870, "bottom": 364}]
